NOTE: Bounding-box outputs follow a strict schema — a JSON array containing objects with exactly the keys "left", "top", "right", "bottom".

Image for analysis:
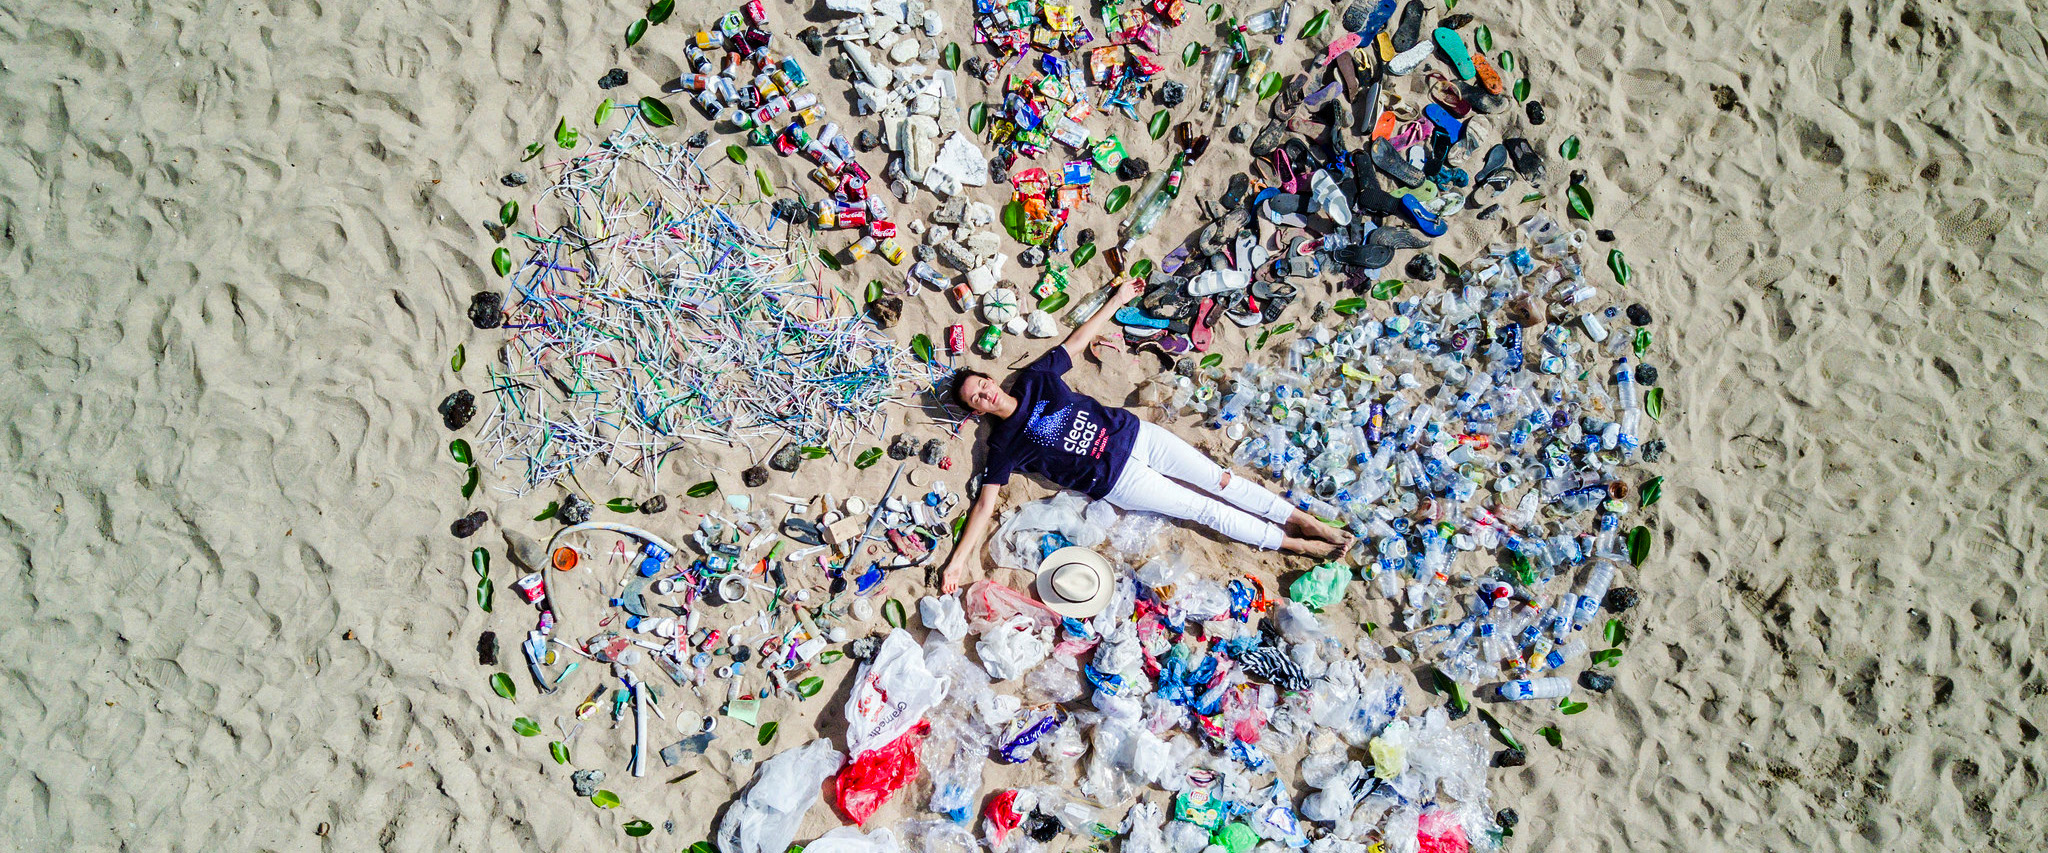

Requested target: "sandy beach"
[{"left": 2, "top": 0, "right": 2044, "bottom": 850}]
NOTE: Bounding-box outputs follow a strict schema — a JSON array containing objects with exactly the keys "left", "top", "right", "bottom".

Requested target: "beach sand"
[{"left": 2, "top": 0, "right": 2044, "bottom": 849}]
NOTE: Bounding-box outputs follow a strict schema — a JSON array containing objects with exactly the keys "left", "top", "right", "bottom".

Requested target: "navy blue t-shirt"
[{"left": 981, "top": 348, "right": 1140, "bottom": 499}]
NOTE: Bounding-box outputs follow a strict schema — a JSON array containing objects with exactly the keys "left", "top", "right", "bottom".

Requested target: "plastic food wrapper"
[
  {"left": 1289, "top": 562, "right": 1350, "bottom": 611},
  {"left": 835, "top": 723, "right": 928, "bottom": 825},
  {"left": 714, "top": 738, "right": 845, "bottom": 853},
  {"left": 975, "top": 614, "right": 1052, "bottom": 680},
  {"left": 844, "top": 629, "right": 949, "bottom": 756},
  {"left": 963, "top": 579, "right": 1061, "bottom": 632},
  {"left": 803, "top": 825, "right": 903, "bottom": 853},
  {"left": 920, "top": 593, "right": 970, "bottom": 641},
  {"left": 995, "top": 704, "right": 1064, "bottom": 763},
  {"left": 1121, "top": 801, "right": 1169, "bottom": 853},
  {"left": 1106, "top": 509, "right": 1169, "bottom": 556},
  {"left": 898, "top": 820, "right": 979, "bottom": 853}
]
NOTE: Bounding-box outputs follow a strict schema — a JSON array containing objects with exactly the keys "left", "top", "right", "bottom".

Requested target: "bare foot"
[{"left": 1288, "top": 514, "right": 1351, "bottom": 546}]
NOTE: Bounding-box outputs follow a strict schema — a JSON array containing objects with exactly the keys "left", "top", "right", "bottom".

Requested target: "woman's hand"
[{"left": 1112, "top": 276, "right": 1144, "bottom": 306}]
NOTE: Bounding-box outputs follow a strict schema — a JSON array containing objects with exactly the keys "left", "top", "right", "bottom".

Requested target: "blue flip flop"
[
  {"left": 1114, "top": 306, "right": 1171, "bottom": 329},
  {"left": 1402, "top": 195, "right": 1447, "bottom": 237},
  {"left": 1433, "top": 27, "right": 1477, "bottom": 81},
  {"left": 1423, "top": 103, "right": 1464, "bottom": 144}
]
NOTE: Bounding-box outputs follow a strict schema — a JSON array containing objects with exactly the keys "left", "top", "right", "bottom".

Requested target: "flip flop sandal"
[
  {"left": 1114, "top": 306, "right": 1172, "bottom": 329},
  {"left": 1431, "top": 165, "right": 1471, "bottom": 189},
  {"left": 1462, "top": 81, "right": 1511, "bottom": 115},
  {"left": 1220, "top": 173, "right": 1252, "bottom": 210},
  {"left": 1402, "top": 195, "right": 1448, "bottom": 237},
  {"left": 1333, "top": 52, "right": 1362, "bottom": 98},
  {"left": 1161, "top": 243, "right": 1193, "bottom": 275},
  {"left": 1277, "top": 254, "right": 1322, "bottom": 279},
  {"left": 1188, "top": 267, "right": 1250, "bottom": 296},
  {"left": 1471, "top": 52, "right": 1507, "bottom": 96},
  {"left": 1321, "top": 31, "right": 1366, "bottom": 69},
  {"left": 1336, "top": 242, "right": 1396, "bottom": 269},
  {"left": 1304, "top": 80, "right": 1347, "bottom": 112},
  {"left": 1329, "top": 99, "right": 1353, "bottom": 150},
  {"left": 1368, "top": 225, "right": 1432, "bottom": 249},
  {"left": 1377, "top": 30, "right": 1397, "bottom": 62},
  {"left": 1372, "top": 139, "right": 1426, "bottom": 187},
  {"left": 1433, "top": 27, "right": 1477, "bottom": 81},
  {"left": 1279, "top": 74, "right": 1312, "bottom": 113},
  {"left": 1250, "top": 120, "right": 1289, "bottom": 159},
  {"left": 1120, "top": 326, "right": 1164, "bottom": 345},
  {"left": 1139, "top": 280, "right": 1186, "bottom": 314},
  {"left": 1424, "top": 126, "right": 1456, "bottom": 177},
  {"left": 1388, "top": 39, "right": 1435, "bottom": 75},
  {"left": 1430, "top": 191, "right": 1467, "bottom": 217},
  {"left": 1370, "top": 109, "right": 1400, "bottom": 140},
  {"left": 1505, "top": 136, "right": 1547, "bottom": 182},
  {"left": 1350, "top": 152, "right": 1408, "bottom": 217},
  {"left": 1473, "top": 144, "right": 1513, "bottom": 190},
  {"left": 1149, "top": 335, "right": 1192, "bottom": 355},
  {"left": 1089, "top": 336, "right": 1125, "bottom": 361},
  {"left": 1272, "top": 149, "right": 1302, "bottom": 193},
  {"left": 1360, "top": 0, "right": 1397, "bottom": 36},
  {"left": 1387, "top": 117, "right": 1431, "bottom": 149},
  {"left": 1423, "top": 103, "right": 1465, "bottom": 144},
  {"left": 1396, "top": 179, "right": 1440, "bottom": 205},
  {"left": 1426, "top": 75, "right": 1477, "bottom": 118},
  {"left": 1191, "top": 297, "right": 1216, "bottom": 351},
  {"left": 1393, "top": 0, "right": 1426, "bottom": 51},
  {"left": 1225, "top": 291, "right": 1262, "bottom": 327},
  {"left": 1258, "top": 283, "right": 1299, "bottom": 323},
  {"left": 1261, "top": 193, "right": 1310, "bottom": 227}
]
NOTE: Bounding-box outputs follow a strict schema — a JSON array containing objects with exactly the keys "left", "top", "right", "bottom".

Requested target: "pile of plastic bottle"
[{"left": 1189, "top": 209, "right": 1659, "bottom": 688}]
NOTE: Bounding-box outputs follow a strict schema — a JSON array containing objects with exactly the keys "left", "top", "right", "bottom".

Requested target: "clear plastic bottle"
[{"left": 1497, "top": 677, "right": 1571, "bottom": 701}]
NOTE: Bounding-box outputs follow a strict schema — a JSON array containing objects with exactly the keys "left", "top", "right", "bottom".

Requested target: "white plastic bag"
[
  {"left": 974, "top": 615, "right": 1051, "bottom": 681},
  {"left": 803, "top": 826, "right": 903, "bottom": 853},
  {"left": 844, "top": 629, "right": 950, "bottom": 757},
  {"left": 714, "top": 738, "right": 846, "bottom": 853},
  {"left": 920, "top": 594, "right": 969, "bottom": 641}
]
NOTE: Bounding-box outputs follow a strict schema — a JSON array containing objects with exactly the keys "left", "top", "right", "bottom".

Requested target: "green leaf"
[
  {"left": 1475, "top": 25, "right": 1494, "bottom": 52},
  {"left": 1537, "top": 725, "right": 1562, "bottom": 748},
  {"left": 1627, "top": 524, "right": 1652, "bottom": 566},
  {"left": 1073, "top": 242, "right": 1097, "bottom": 267},
  {"left": 555, "top": 118, "right": 578, "bottom": 149},
  {"left": 726, "top": 144, "right": 749, "bottom": 165},
  {"left": 512, "top": 717, "right": 541, "bottom": 736},
  {"left": 639, "top": 97, "right": 674, "bottom": 128},
  {"left": 1332, "top": 297, "right": 1369, "bottom": 316},
  {"left": 1298, "top": 9, "right": 1329, "bottom": 41},
  {"left": 591, "top": 790, "right": 621, "bottom": 809},
  {"left": 1633, "top": 327, "right": 1652, "bottom": 356},
  {"left": 1513, "top": 77, "right": 1530, "bottom": 102},
  {"left": 450, "top": 439, "right": 473, "bottom": 464},
  {"left": 950, "top": 514, "right": 967, "bottom": 541},
  {"left": 1445, "top": 0, "right": 1457, "bottom": 10},
  {"left": 1148, "top": 109, "right": 1171, "bottom": 140},
  {"left": 499, "top": 200, "right": 519, "bottom": 227},
  {"left": 626, "top": 18, "right": 648, "bottom": 47},
  {"left": 462, "top": 466, "right": 480, "bottom": 499},
  {"left": 969, "top": 102, "right": 988, "bottom": 134},
  {"left": 647, "top": 0, "right": 674, "bottom": 25},
  {"left": 1105, "top": 185, "right": 1133, "bottom": 213},
  {"left": 471, "top": 547, "right": 490, "bottom": 578},
  {"left": 1254, "top": 321, "right": 1295, "bottom": 350},
  {"left": 523, "top": 142, "right": 544, "bottom": 162},
  {"left": 1590, "top": 648, "right": 1624, "bottom": 667},
  {"left": 1498, "top": 50, "right": 1515, "bottom": 73},
  {"left": 1182, "top": 43, "right": 1202, "bottom": 67},
  {"left": 1520, "top": 192, "right": 1546, "bottom": 204},
  {"left": 820, "top": 649, "right": 844, "bottom": 664},
  {"left": 1208, "top": 4, "right": 1224, "bottom": 21},
  {"left": 606, "top": 497, "right": 638, "bottom": 513},
  {"left": 798, "top": 446, "right": 828, "bottom": 460},
  {"left": 1560, "top": 135, "right": 1581, "bottom": 160},
  {"left": 689, "top": 843, "right": 715, "bottom": 853},
  {"left": 798, "top": 676, "right": 824, "bottom": 697},
  {"left": 1200, "top": 353, "right": 1223, "bottom": 369},
  {"left": 491, "top": 672, "right": 516, "bottom": 699},
  {"left": 1370, "top": 279, "right": 1404, "bottom": 300},
  {"left": 1439, "top": 254, "right": 1462, "bottom": 281},
  {"left": 755, "top": 168, "right": 774, "bottom": 198},
  {"left": 942, "top": 42, "right": 961, "bottom": 70},
  {"left": 1363, "top": 622, "right": 1378, "bottom": 635},
  {"left": 534, "top": 501, "right": 559, "bottom": 521},
  {"left": 624, "top": 819, "right": 654, "bottom": 837},
  {"left": 1605, "top": 618, "right": 1629, "bottom": 646},
  {"left": 1476, "top": 708, "right": 1522, "bottom": 750},
  {"left": 1256, "top": 71, "right": 1284, "bottom": 102},
  {"left": 1635, "top": 479, "right": 1663, "bottom": 514},
  {"left": 594, "top": 99, "right": 615, "bottom": 129},
  {"left": 686, "top": 480, "right": 718, "bottom": 498},
  {"left": 1038, "top": 291, "right": 1070, "bottom": 312},
  {"left": 492, "top": 247, "right": 513, "bottom": 276},
  {"left": 910, "top": 333, "right": 933, "bottom": 363},
  {"left": 818, "top": 249, "right": 842, "bottom": 271},
  {"left": 865, "top": 279, "right": 884, "bottom": 302},
  {"left": 451, "top": 344, "right": 466, "bottom": 372},
  {"left": 550, "top": 741, "right": 571, "bottom": 764},
  {"left": 757, "top": 721, "right": 779, "bottom": 745},
  {"left": 1129, "top": 258, "right": 1153, "bottom": 279},
  {"left": 1560, "top": 700, "right": 1589, "bottom": 715},
  {"left": 1645, "top": 387, "right": 1665, "bottom": 421},
  {"left": 477, "top": 575, "right": 493, "bottom": 611},
  {"left": 1566, "top": 182, "right": 1594, "bottom": 220},
  {"left": 855, "top": 447, "right": 883, "bottom": 469},
  {"left": 1608, "top": 249, "right": 1632, "bottom": 286}
]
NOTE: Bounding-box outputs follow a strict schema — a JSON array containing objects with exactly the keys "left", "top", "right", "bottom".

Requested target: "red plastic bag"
[
  {"left": 1416, "top": 807, "right": 1471, "bottom": 853},
  {"left": 833, "top": 722, "right": 928, "bottom": 825},
  {"left": 963, "top": 579, "right": 1060, "bottom": 632},
  {"left": 981, "top": 789, "right": 1024, "bottom": 845}
]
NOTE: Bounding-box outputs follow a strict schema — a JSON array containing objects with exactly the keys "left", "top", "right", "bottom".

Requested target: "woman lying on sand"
[{"left": 939, "top": 278, "right": 1351, "bottom": 592}]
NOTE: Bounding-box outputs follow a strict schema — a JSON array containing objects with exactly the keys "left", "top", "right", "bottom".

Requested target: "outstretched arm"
[
  {"left": 939, "top": 483, "right": 1005, "bottom": 593},
  {"left": 1060, "top": 277, "right": 1146, "bottom": 360}
]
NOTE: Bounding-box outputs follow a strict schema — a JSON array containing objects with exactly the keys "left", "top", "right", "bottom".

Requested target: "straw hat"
[{"left": 1034, "top": 546, "right": 1114, "bottom": 619}]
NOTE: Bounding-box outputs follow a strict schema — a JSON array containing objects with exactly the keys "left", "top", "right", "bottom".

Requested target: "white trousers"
[{"left": 1103, "top": 422, "right": 1295, "bottom": 550}]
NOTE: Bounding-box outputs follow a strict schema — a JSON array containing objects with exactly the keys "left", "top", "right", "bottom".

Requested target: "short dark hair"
[{"left": 949, "top": 368, "right": 992, "bottom": 410}]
